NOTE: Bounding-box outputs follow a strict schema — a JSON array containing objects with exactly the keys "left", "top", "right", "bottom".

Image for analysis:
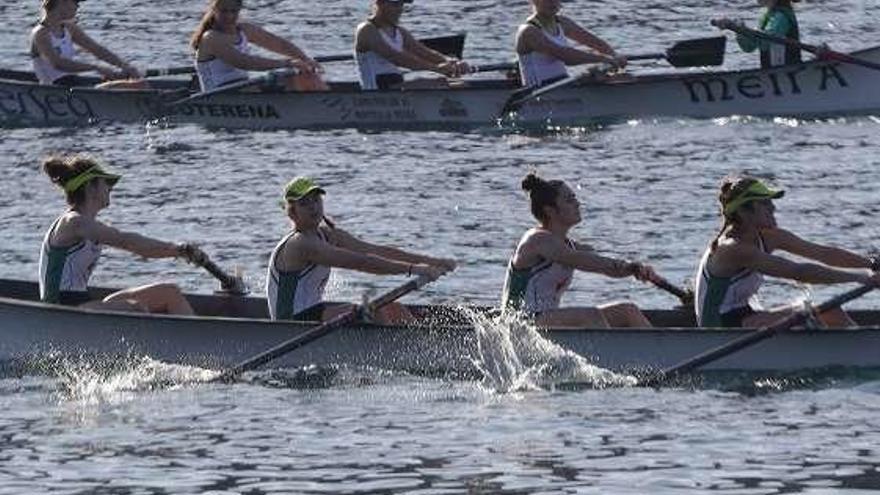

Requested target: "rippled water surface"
[{"left": 3, "top": 0, "right": 880, "bottom": 492}]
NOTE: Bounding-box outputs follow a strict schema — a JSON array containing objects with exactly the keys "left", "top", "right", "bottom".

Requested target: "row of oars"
[{"left": 188, "top": 251, "right": 875, "bottom": 387}]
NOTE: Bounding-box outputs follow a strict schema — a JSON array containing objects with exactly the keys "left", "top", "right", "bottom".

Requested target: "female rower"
[
  {"left": 695, "top": 176, "right": 880, "bottom": 328},
  {"left": 354, "top": 0, "right": 469, "bottom": 90},
  {"left": 501, "top": 173, "right": 661, "bottom": 328},
  {"left": 267, "top": 177, "right": 455, "bottom": 322},
  {"left": 191, "top": 0, "right": 327, "bottom": 92},
  {"left": 30, "top": 0, "right": 145, "bottom": 88},
  {"left": 717, "top": 0, "right": 801, "bottom": 68},
  {"left": 40, "top": 155, "right": 207, "bottom": 315},
  {"left": 516, "top": 0, "right": 625, "bottom": 88}
]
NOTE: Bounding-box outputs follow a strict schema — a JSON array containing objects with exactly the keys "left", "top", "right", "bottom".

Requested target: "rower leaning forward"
[{"left": 355, "top": 0, "right": 470, "bottom": 90}]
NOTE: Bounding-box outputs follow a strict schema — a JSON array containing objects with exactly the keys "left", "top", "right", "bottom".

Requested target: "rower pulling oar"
[
  {"left": 500, "top": 36, "right": 727, "bottom": 115},
  {"left": 643, "top": 282, "right": 879, "bottom": 387},
  {"left": 216, "top": 274, "right": 437, "bottom": 382},
  {"left": 143, "top": 34, "right": 466, "bottom": 78},
  {"left": 712, "top": 19, "right": 880, "bottom": 71}
]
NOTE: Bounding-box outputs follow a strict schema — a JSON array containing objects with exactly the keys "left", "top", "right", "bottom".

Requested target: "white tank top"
[
  {"left": 195, "top": 28, "right": 250, "bottom": 92},
  {"left": 694, "top": 238, "right": 767, "bottom": 327},
  {"left": 38, "top": 216, "right": 103, "bottom": 303},
  {"left": 517, "top": 19, "right": 570, "bottom": 88},
  {"left": 356, "top": 25, "right": 404, "bottom": 90},
  {"left": 31, "top": 24, "right": 76, "bottom": 85},
  {"left": 266, "top": 230, "right": 332, "bottom": 320},
  {"left": 501, "top": 237, "right": 575, "bottom": 313}
]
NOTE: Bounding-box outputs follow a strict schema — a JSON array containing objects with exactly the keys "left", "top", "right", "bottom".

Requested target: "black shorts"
[
  {"left": 51, "top": 75, "right": 95, "bottom": 88},
  {"left": 719, "top": 306, "right": 756, "bottom": 328},
  {"left": 58, "top": 291, "right": 92, "bottom": 306},
  {"left": 292, "top": 303, "right": 328, "bottom": 321},
  {"left": 376, "top": 73, "right": 404, "bottom": 91}
]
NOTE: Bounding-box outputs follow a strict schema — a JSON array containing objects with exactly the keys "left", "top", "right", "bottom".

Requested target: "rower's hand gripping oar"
[
  {"left": 178, "top": 244, "right": 248, "bottom": 295},
  {"left": 642, "top": 282, "right": 879, "bottom": 387},
  {"left": 711, "top": 19, "right": 880, "bottom": 72},
  {"left": 215, "top": 274, "right": 439, "bottom": 382},
  {"left": 499, "top": 36, "right": 728, "bottom": 115},
  {"left": 145, "top": 34, "right": 466, "bottom": 79}
]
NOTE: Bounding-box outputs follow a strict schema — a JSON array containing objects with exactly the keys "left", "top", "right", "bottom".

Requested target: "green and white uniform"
[
  {"left": 694, "top": 239, "right": 767, "bottom": 327},
  {"left": 501, "top": 238, "right": 574, "bottom": 313},
  {"left": 266, "top": 231, "right": 331, "bottom": 320},
  {"left": 38, "top": 217, "right": 102, "bottom": 304}
]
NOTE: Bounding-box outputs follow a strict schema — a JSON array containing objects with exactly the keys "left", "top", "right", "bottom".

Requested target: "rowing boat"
[
  {"left": 1, "top": 46, "right": 879, "bottom": 131},
  {"left": 2, "top": 278, "right": 879, "bottom": 375}
]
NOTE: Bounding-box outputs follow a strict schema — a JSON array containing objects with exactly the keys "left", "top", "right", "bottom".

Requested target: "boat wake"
[{"left": 463, "top": 308, "right": 637, "bottom": 393}]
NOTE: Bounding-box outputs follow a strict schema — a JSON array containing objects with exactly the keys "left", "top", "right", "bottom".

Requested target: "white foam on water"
[
  {"left": 47, "top": 354, "right": 218, "bottom": 404},
  {"left": 462, "top": 308, "right": 637, "bottom": 393}
]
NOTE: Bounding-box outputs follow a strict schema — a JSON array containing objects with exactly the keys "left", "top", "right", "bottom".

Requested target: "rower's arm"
[
  {"left": 558, "top": 16, "right": 616, "bottom": 56},
  {"left": 742, "top": 244, "right": 871, "bottom": 284},
  {"left": 356, "top": 23, "right": 441, "bottom": 72},
  {"left": 326, "top": 228, "right": 450, "bottom": 268},
  {"left": 33, "top": 26, "right": 101, "bottom": 73},
  {"left": 765, "top": 228, "right": 874, "bottom": 270},
  {"left": 537, "top": 234, "right": 637, "bottom": 278},
  {"left": 67, "top": 23, "right": 131, "bottom": 71},
  {"left": 200, "top": 30, "right": 289, "bottom": 71},
  {"left": 240, "top": 23, "right": 312, "bottom": 62},
  {"left": 517, "top": 24, "right": 613, "bottom": 66},
  {"left": 302, "top": 239, "right": 410, "bottom": 276},
  {"left": 74, "top": 217, "right": 179, "bottom": 259}
]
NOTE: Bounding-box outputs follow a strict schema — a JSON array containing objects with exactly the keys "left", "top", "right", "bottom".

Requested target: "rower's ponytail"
[{"left": 522, "top": 172, "right": 564, "bottom": 223}]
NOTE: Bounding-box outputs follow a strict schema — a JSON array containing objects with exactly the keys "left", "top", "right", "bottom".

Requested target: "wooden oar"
[
  {"left": 642, "top": 283, "right": 878, "bottom": 386},
  {"left": 651, "top": 277, "right": 694, "bottom": 306},
  {"left": 143, "top": 34, "right": 466, "bottom": 78},
  {"left": 168, "top": 67, "right": 298, "bottom": 105},
  {"left": 178, "top": 246, "right": 249, "bottom": 295},
  {"left": 499, "top": 36, "right": 728, "bottom": 115},
  {"left": 711, "top": 19, "right": 880, "bottom": 71},
  {"left": 215, "top": 274, "right": 436, "bottom": 382}
]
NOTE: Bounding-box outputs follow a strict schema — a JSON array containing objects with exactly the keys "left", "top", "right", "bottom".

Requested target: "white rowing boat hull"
[
  {"left": 2, "top": 46, "right": 879, "bottom": 130},
  {"left": 2, "top": 279, "right": 879, "bottom": 374}
]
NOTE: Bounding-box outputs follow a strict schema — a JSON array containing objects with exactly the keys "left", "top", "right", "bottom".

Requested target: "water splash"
[
  {"left": 42, "top": 354, "right": 218, "bottom": 404},
  {"left": 463, "top": 308, "right": 637, "bottom": 393}
]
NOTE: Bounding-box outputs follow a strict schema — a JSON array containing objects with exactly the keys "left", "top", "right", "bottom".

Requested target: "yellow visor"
[
  {"left": 723, "top": 180, "right": 784, "bottom": 216},
  {"left": 62, "top": 165, "right": 121, "bottom": 194}
]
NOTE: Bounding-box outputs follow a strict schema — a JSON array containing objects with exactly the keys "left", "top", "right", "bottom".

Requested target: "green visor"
[
  {"left": 283, "top": 176, "right": 326, "bottom": 203},
  {"left": 62, "top": 165, "right": 121, "bottom": 194},
  {"left": 723, "top": 180, "right": 784, "bottom": 216}
]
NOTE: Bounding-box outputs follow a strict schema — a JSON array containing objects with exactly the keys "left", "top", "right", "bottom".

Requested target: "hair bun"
[
  {"left": 521, "top": 172, "right": 543, "bottom": 193},
  {"left": 42, "top": 156, "right": 70, "bottom": 185}
]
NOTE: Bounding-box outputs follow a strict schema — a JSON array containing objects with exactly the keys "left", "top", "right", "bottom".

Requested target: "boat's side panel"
[
  {"left": 4, "top": 47, "right": 879, "bottom": 130},
  {"left": 3, "top": 296, "right": 880, "bottom": 373}
]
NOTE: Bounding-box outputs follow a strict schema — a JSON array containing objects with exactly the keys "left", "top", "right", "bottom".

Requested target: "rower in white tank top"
[
  {"left": 501, "top": 238, "right": 575, "bottom": 313},
  {"left": 38, "top": 216, "right": 103, "bottom": 304},
  {"left": 517, "top": 18, "right": 570, "bottom": 88},
  {"left": 30, "top": 23, "right": 76, "bottom": 85},
  {"left": 266, "top": 230, "right": 332, "bottom": 320},
  {"left": 356, "top": 24, "right": 404, "bottom": 90},
  {"left": 195, "top": 28, "right": 251, "bottom": 91}
]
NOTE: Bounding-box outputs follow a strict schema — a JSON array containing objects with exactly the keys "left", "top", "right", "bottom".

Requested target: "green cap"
[
  {"left": 283, "top": 177, "right": 326, "bottom": 202},
  {"left": 62, "top": 165, "right": 121, "bottom": 194},
  {"left": 723, "top": 179, "right": 784, "bottom": 216}
]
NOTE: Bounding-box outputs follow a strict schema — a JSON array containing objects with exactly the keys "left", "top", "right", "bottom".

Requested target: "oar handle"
[
  {"left": 624, "top": 53, "right": 665, "bottom": 62},
  {"left": 645, "top": 282, "right": 878, "bottom": 384},
  {"left": 651, "top": 277, "right": 694, "bottom": 305}
]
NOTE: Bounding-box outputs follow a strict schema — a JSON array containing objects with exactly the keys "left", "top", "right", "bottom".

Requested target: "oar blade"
[
  {"left": 422, "top": 33, "right": 466, "bottom": 59},
  {"left": 666, "top": 36, "right": 727, "bottom": 67}
]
